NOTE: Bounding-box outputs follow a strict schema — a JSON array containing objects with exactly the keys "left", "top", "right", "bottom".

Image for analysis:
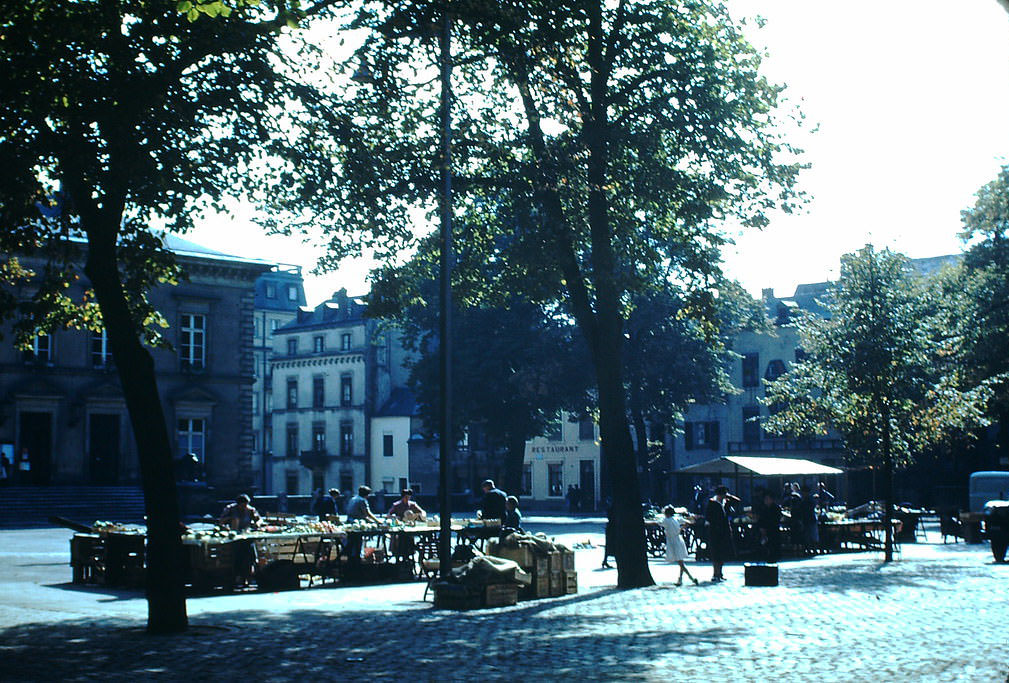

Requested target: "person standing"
[
  {"left": 479, "top": 479, "right": 507, "bottom": 521},
  {"left": 344, "top": 486, "right": 380, "bottom": 568},
  {"left": 317, "top": 488, "right": 342, "bottom": 521},
  {"left": 756, "top": 491, "right": 783, "bottom": 563},
  {"left": 705, "top": 485, "right": 739, "bottom": 582},
  {"left": 387, "top": 488, "right": 425, "bottom": 521},
  {"left": 661, "top": 506, "right": 698, "bottom": 586},
  {"left": 16, "top": 447, "right": 31, "bottom": 485},
  {"left": 0, "top": 452, "right": 9, "bottom": 486}
]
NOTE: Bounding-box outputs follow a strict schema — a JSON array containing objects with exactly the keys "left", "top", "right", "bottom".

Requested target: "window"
[
  {"left": 264, "top": 428, "right": 272, "bottom": 452},
  {"left": 270, "top": 319, "right": 280, "bottom": 332},
  {"left": 579, "top": 419, "right": 595, "bottom": 441},
  {"left": 287, "top": 378, "right": 298, "bottom": 409},
  {"left": 286, "top": 424, "right": 299, "bottom": 457},
  {"left": 180, "top": 314, "right": 206, "bottom": 370},
  {"left": 382, "top": 478, "right": 395, "bottom": 493},
  {"left": 312, "top": 423, "right": 326, "bottom": 453},
  {"left": 340, "top": 471, "right": 354, "bottom": 494},
  {"left": 383, "top": 433, "right": 394, "bottom": 458},
  {"left": 341, "top": 333, "right": 352, "bottom": 351},
  {"left": 313, "top": 335, "right": 325, "bottom": 353},
  {"left": 287, "top": 284, "right": 298, "bottom": 301},
  {"left": 252, "top": 393, "right": 260, "bottom": 415},
  {"left": 546, "top": 420, "right": 563, "bottom": 441},
  {"left": 742, "top": 407, "right": 761, "bottom": 445},
  {"left": 177, "top": 418, "right": 206, "bottom": 461},
  {"left": 765, "top": 359, "right": 786, "bottom": 382},
  {"left": 91, "top": 329, "right": 111, "bottom": 367},
  {"left": 266, "top": 283, "right": 277, "bottom": 299},
  {"left": 311, "top": 470, "right": 325, "bottom": 492},
  {"left": 313, "top": 377, "right": 325, "bottom": 410},
  {"left": 521, "top": 464, "right": 532, "bottom": 496},
  {"left": 285, "top": 470, "right": 299, "bottom": 495},
  {"left": 252, "top": 430, "right": 259, "bottom": 452},
  {"left": 548, "top": 463, "right": 564, "bottom": 497},
  {"left": 22, "top": 333, "right": 52, "bottom": 363},
  {"left": 340, "top": 422, "right": 354, "bottom": 457},
  {"left": 287, "top": 338, "right": 298, "bottom": 356},
  {"left": 742, "top": 352, "right": 759, "bottom": 388},
  {"left": 340, "top": 374, "right": 353, "bottom": 407},
  {"left": 685, "top": 421, "right": 719, "bottom": 451}
]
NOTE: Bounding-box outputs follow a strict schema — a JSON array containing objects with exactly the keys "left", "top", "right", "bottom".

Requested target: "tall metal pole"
[{"left": 437, "top": 6, "right": 455, "bottom": 579}]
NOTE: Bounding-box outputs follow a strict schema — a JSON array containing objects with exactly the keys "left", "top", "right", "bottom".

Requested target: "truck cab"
[{"left": 969, "top": 471, "right": 1009, "bottom": 514}]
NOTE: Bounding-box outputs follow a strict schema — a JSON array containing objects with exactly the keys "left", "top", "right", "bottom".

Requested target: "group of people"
[{"left": 0, "top": 448, "right": 32, "bottom": 485}]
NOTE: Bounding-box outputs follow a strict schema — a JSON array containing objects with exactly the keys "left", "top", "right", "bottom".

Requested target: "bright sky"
[{"left": 185, "top": 1, "right": 1009, "bottom": 306}]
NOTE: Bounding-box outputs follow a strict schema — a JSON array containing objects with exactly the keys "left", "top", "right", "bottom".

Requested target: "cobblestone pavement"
[{"left": 0, "top": 522, "right": 1007, "bottom": 681}]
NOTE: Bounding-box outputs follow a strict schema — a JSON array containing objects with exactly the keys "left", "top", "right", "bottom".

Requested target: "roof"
[
  {"left": 162, "top": 234, "right": 273, "bottom": 268},
  {"left": 677, "top": 455, "right": 844, "bottom": 477},
  {"left": 375, "top": 386, "right": 417, "bottom": 417}
]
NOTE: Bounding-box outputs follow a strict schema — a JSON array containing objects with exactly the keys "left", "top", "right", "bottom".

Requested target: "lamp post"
[{"left": 437, "top": 6, "right": 455, "bottom": 579}]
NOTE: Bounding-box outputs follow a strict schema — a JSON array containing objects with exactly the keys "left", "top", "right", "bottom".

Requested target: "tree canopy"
[
  {"left": 0, "top": 0, "right": 347, "bottom": 632},
  {"left": 763, "top": 245, "right": 999, "bottom": 560}
]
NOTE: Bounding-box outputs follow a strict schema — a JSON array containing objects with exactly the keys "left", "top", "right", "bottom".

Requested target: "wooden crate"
[
  {"left": 549, "top": 570, "right": 564, "bottom": 597},
  {"left": 70, "top": 534, "right": 104, "bottom": 585},
  {"left": 564, "top": 571, "right": 578, "bottom": 595},
  {"left": 484, "top": 583, "right": 519, "bottom": 607},
  {"left": 490, "top": 544, "right": 534, "bottom": 570},
  {"left": 547, "top": 550, "right": 563, "bottom": 572},
  {"left": 560, "top": 549, "right": 575, "bottom": 572},
  {"left": 531, "top": 554, "right": 549, "bottom": 577},
  {"left": 434, "top": 583, "right": 482, "bottom": 610}
]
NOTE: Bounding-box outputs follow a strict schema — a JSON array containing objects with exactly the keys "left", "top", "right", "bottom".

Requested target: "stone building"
[
  {"left": 266, "top": 289, "right": 413, "bottom": 496},
  {"left": 0, "top": 235, "right": 271, "bottom": 491}
]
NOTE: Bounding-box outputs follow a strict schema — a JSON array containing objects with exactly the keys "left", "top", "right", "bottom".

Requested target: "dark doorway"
[
  {"left": 19, "top": 412, "right": 53, "bottom": 485},
  {"left": 579, "top": 460, "right": 596, "bottom": 512},
  {"left": 89, "top": 414, "right": 121, "bottom": 485}
]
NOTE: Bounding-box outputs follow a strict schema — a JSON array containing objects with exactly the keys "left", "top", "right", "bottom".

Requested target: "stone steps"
[{"left": 0, "top": 486, "right": 146, "bottom": 528}]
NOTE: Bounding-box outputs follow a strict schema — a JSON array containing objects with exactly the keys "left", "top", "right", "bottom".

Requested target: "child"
[{"left": 661, "top": 505, "right": 698, "bottom": 586}]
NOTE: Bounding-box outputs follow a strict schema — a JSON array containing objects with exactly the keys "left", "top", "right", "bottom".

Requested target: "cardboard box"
[
  {"left": 484, "top": 583, "right": 519, "bottom": 607},
  {"left": 564, "top": 570, "right": 578, "bottom": 595},
  {"left": 549, "top": 570, "right": 564, "bottom": 596}
]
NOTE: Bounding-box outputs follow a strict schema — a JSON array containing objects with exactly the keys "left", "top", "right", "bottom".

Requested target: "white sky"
[{"left": 185, "top": 1, "right": 1009, "bottom": 305}]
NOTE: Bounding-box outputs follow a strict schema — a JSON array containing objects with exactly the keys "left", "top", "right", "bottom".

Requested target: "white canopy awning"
[{"left": 677, "top": 455, "right": 844, "bottom": 477}]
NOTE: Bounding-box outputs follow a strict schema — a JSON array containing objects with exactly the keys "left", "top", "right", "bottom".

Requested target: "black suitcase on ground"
[{"left": 744, "top": 563, "right": 778, "bottom": 587}]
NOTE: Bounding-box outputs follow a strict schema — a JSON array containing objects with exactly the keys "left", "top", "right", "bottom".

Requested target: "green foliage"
[
  {"left": 958, "top": 164, "right": 1009, "bottom": 413},
  {"left": 763, "top": 245, "right": 999, "bottom": 469},
  {"left": 0, "top": 0, "right": 345, "bottom": 341}
]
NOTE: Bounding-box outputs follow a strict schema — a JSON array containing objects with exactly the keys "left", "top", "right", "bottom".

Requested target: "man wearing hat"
[{"left": 479, "top": 479, "right": 508, "bottom": 522}]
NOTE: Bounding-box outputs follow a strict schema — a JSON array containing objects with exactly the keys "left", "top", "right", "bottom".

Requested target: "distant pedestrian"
[
  {"left": 705, "top": 486, "right": 739, "bottom": 582},
  {"left": 661, "top": 506, "right": 698, "bottom": 586},
  {"left": 567, "top": 485, "right": 577, "bottom": 514},
  {"left": 0, "top": 453, "right": 9, "bottom": 485},
  {"left": 756, "top": 491, "right": 783, "bottom": 563},
  {"left": 573, "top": 485, "right": 582, "bottom": 513}
]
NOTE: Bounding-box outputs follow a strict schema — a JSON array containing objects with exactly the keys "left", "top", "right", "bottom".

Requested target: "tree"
[
  {"left": 958, "top": 164, "right": 1009, "bottom": 460},
  {"left": 335, "top": 0, "right": 804, "bottom": 587},
  {"left": 0, "top": 1, "right": 345, "bottom": 632},
  {"left": 763, "top": 245, "right": 999, "bottom": 561},
  {"left": 370, "top": 233, "right": 593, "bottom": 498},
  {"left": 624, "top": 281, "right": 769, "bottom": 501}
]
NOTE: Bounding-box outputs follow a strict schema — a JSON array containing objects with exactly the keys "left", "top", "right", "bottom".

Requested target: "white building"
[{"left": 522, "top": 414, "right": 601, "bottom": 510}]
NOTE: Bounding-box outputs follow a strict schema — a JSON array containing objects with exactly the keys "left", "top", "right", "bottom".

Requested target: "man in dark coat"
[
  {"left": 317, "top": 488, "right": 341, "bottom": 521},
  {"left": 479, "top": 479, "right": 507, "bottom": 521},
  {"left": 705, "top": 485, "right": 739, "bottom": 582}
]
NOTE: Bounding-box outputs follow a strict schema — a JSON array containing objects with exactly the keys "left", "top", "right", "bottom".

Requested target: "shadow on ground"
[{"left": 1, "top": 590, "right": 743, "bottom": 681}]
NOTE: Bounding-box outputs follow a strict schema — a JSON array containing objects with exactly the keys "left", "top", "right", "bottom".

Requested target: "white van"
[{"left": 969, "top": 471, "right": 1009, "bottom": 513}]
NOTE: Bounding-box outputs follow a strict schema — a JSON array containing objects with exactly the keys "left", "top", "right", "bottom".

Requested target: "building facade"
[
  {"left": 251, "top": 265, "right": 306, "bottom": 492},
  {"left": 266, "top": 289, "right": 413, "bottom": 496},
  {"left": 0, "top": 235, "right": 271, "bottom": 491}
]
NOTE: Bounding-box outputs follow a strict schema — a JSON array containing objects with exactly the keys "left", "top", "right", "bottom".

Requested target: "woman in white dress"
[{"left": 661, "top": 505, "right": 698, "bottom": 586}]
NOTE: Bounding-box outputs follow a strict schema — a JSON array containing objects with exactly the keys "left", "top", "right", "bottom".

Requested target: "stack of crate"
[{"left": 487, "top": 540, "right": 577, "bottom": 600}]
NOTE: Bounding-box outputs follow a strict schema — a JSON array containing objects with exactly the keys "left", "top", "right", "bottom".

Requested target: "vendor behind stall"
[
  {"left": 388, "top": 488, "right": 425, "bottom": 521},
  {"left": 218, "top": 494, "right": 261, "bottom": 531},
  {"left": 217, "top": 494, "right": 260, "bottom": 587}
]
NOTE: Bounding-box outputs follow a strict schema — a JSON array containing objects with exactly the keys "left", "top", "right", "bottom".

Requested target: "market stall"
[{"left": 68, "top": 516, "right": 499, "bottom": 592}]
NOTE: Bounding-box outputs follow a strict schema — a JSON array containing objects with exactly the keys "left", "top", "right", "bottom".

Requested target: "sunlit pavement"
[{"left": 1, "top": 521, "right": 1007, "bottom": 681}]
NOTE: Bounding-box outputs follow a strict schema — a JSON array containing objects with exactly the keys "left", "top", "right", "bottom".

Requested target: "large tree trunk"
[
  {"left": 583, "top": 0, "right": 653, "bottom": 588},
  {"left": 501, "top": 433, "right": 527, "bottom": 499},
  {"left": 84, "top": 228, "right": 188, "bottom": 633}
]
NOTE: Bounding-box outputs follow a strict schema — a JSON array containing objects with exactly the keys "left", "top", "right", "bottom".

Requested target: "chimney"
[{"left": 761, "top": 288, "right": 774, "bottom": 300}]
